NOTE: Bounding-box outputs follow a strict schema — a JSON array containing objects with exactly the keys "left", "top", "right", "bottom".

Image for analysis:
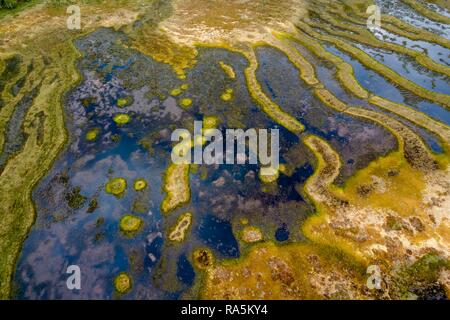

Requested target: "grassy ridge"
[{"left": 0, "top": 0, "right": 31, "bottom": 9}]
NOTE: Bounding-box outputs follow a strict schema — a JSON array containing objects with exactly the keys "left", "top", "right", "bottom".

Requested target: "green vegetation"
[
  {"left": 133, "top": 178, "right": 147, "bottom": 191},
  {"left": 65, "top": 186, "right": 86, "bottom": 209},
  {"left": 116, "top": 96, "right": 132, "bottom": 108},
  {"left": 114, "top": 272, "right": 132, "bottom": 294},
  {"left": 119, "top": 214, "right": 143, "bottom": 234},
  {"left": 86, "top": 128, "right": 100, "bottom": 141},
  {"left": 113, "top": 113, "right": 131, "bottom": 125},
  {"left": 220, "top": 88, "right": 233, "bottom": 101},
  {"left": 391, "top": 253, "right": 450, "bottom": 299},
  {"left": 1, "top": 0, "right": 449, "bottom": 301},
  {"left": 180, "top": 98, "right": 192, "bottom": 108},
  {"left": 105, "top": 177, "right": 127, "bottom": 197},
  {"left": 87, "top": 198, "right": 98, "bottom": 213},
  {"left": 168, "top": 212, "right": 192, "bottom": 242},
  {"left": 0, "top": 0, "right": 30, "bottom": 10},
  {"left": 193, "top": 248, "right": 214, "bottom": 270},
  {"left": 170, "top": 88, "right": 182, "bottom": 96},
  {"left": 161, "top": 163, "right": 190, "bottom": 214}
]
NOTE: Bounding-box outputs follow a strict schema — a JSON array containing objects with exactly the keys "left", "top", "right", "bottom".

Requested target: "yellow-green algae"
[
  {"left": 220, "top": 88, "right": 234, "bottom": 101},
  {"left": 114, "top": 272, "right": 132, "bottom": 294},
  {"left": 170, "top": 88, "right": 183, "bottom": 96},
  {"left": 219, "top": 61, "right": 236, "bottom": 79},
  {"left": 201, "top": 241, "right": 367, "bottom": 299},
  {"left": 119, "top": 214, "right": 143, "bottom": 234},
  {"left": 105, "top": 177, "right": 127, "bottom": 197},
  {"left": 193, "top": 248, "right": 215, "bottom": 270},
  {"left": 160, "top": 115, "right": 221, "bottom": 215},
  {"left": 113, "top": 113, "right": 131, "bottom": 125},
  {"left": 133, "top": 178, "right": 147, "bottom": 191},
  {"left": 240, "top": 226, "right": 263, "bottom": 243},
  {"left": 161, "top": 163, "right": 190, "bottom": 214},
  {"left": 141, "top": 0, "right": 450, "bottom": 300},
  {"left": 203, "top": 116, "right": 219, "bottom": 129},
  {"left": 257, "top": 35, "right": 439, "bottom": 172},
  {"left": 180, "top": 98, "right": 193, "bottom": 108},
  {"left": 116, "top": 96, "right": 132, "bottom": 108},
  {"left": 168, "top": 212, "right": 192, "bottom": 242},
  {"left": 85, "top": 128, "right": 101, "bottom": 141}
]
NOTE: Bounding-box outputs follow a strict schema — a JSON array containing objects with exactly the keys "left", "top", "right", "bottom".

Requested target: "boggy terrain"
[{"left": 0, "top": 0, "right": 449, "bottom": 299}]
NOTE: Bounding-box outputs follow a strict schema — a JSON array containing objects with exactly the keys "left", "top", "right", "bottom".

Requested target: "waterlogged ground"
[
  {"left": 376, "top": 0, "right": 450, "bottom": 37},
  {"left": 1, "top": 0, "right": 449, "bottom": 300},
  {"left": 13, "top": 27, "right": 396, "bottom": 299}
]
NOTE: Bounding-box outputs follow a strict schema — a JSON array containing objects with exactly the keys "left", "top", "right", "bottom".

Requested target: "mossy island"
[
  {"left": 219, "top": 61, "right": 236, "bottom": 79},
  {"left": 133, "top": 178, "right": 147, "bottom": 191},
  {"left": 170, "top": 88, "right": 182, "bottom": 96},
  {"left": 220, "top": 88, "right": 233, "bottom": 101},
  {"left": 241, "top": 226, "right": 263, "bottom": 243},
  {"left": 114, "top": 272, "right": 132, "bottom": 294},
  {"left": 161, "top": 163, "right": 190, "bottom": 214},
  {"left": 259, "top": 167, "right": 280, "bottom": 183},
  {"left": 113, "top": 113, "right": 131, "bottom": 125},
  {"left": 180, "top": 98, "right": 193, "bottom": 108},
  {"left": 168, "top": 212, "right": 192, "bottom": 243},
  {"left": 105, "top": 177, "right": 127, "bottom": 197},
  {"left": 192, "top": 248, "right": 214, "bottom": 270},
  {"left": 116, "top": 96, "right": 133, "bottom": 108},
  {"left": 203, "top": 116, "right": 219, "bottom": 129},
  {"left": 119, "top": 214, "right": 143, "bottom": 234},
  {"left": 170, "top": 84, "right": 189, "bottom": 97},
  {"left": 85, "top": 128, "right": 101, "bottom": 141}
]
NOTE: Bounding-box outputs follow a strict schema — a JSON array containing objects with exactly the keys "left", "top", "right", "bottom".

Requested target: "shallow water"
[
  {"left": 255, "top": 46, "right": 397, "bottom": 183},
  {"left": 353, "top": 42, "right": 450, "bottom": 95},
  {"left": 12, "top": 6, "right": 450, "bottom": 299},
  {"left": 423, "top": 2, "right": 450, "bottom": 18},
  {"left": 325, "top": 44, "right": 450, "bottom": 126},
  {"left": 374, "top": 28, "right": 450, "bottom": 66},
  {"left": 376, "top": 0, "right": 450, "bottom": 38},
  {"left": 287, "top": 39, "right": 444, "bottom": 154}
]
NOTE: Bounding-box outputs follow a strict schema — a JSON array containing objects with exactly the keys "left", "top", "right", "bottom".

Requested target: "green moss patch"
[
  {"left": 193, "top": 248, "right": 214, "bottom": 270},
  {"left": 105, "top": 177, "right": 127, "bottom": 196},
  {"left": 180, "top": 98, "right": 192, "bottom": 108},
  {"left": 220, "top": 88, "right": 233, "bottom": 101},
  {"left": 116, "top": 96, "right": 132, "bottom": 108},
  {"left": 119, "top": 214, "right": 143, "bottom": 233},
  {"left": 65, "top": 187, "right": 86, "bottom": 209},
  {"left": 85, "top": 128, "right": 100, "bottom": 141},
  {"left": 133, "top": 178, "right": 147, "bottom": 191},
  {"left": 113, "top": 113, "right": 131, "bottom": 125},
  {"left": 114, "top": 272, "right": 132, "bottom": 294},
  {"left": 170, "top": 88, "right": 182, "bottom": 96}
]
